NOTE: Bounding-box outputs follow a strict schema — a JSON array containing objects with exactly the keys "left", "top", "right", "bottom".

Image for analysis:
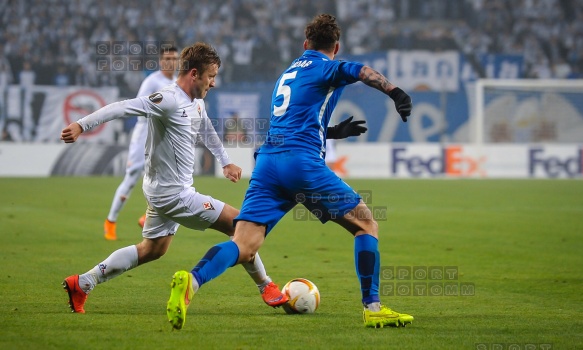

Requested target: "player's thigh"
[
  {"left": 142, "top": 202, "right": 180, "bottom": 239},
  {"left": 233, "top": 220, "right": 266, "bottom": 263},
  {"left": 236, "top": 180, "right": 295, "bottom": 235},
  {"left": 235, "top": 153, "right": 295, "bottom": 234},
  {"left": 166, "top": 188, "right": 225, "bottom": 231},
  {"left": 143, "top": 188, "right": 225, "bottom": 237},
  {"left": 288, "top": 156, "right": 361, "bottom": 224},
  {"left": 209, "top": 203, "right": 238, "bottom": 236}
]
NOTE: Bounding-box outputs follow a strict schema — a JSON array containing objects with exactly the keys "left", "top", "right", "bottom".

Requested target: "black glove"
[
  {"left": 327, "top": 116, "right": 367, "bottom": 139},
  {"left": 388, "top": 87, "right": 412, "bottom": 122}
]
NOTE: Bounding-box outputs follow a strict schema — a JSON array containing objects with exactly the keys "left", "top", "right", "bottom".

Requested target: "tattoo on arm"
[{"left": 359, "top": 66, "right": 394, "bottom": 95}]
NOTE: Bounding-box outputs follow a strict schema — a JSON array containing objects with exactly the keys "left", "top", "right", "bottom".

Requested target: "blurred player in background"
[
  {"left": 325, "top": 138, "right": 340, "bottom": 173},
  {"left": 60, "top": 42, "right": 287, "bottom": 314},
  {"left": 325, "top": 139, "right": 336, "bottom": 163},
  {"left": 103, "top": 47, "right": 178, "bottom": 241},
  {"left": 165, "top": 14, "right": 412, "bottom": 330}
]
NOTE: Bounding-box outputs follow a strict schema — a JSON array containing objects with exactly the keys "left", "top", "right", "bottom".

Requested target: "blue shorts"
[{"left": 235, "top": 151, "right": 361, "bottom": 234}]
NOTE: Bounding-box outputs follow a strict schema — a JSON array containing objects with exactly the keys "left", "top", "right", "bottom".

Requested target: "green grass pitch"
[{"left": 0, "top": 177, "right": 582, "bottom": 349}]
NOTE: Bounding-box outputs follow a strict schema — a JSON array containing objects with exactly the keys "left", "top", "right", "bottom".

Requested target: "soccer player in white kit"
[
  {"left": 104, "top": 47, "right": 178, "bottom": 241},
  {"left": 60, "top": 42, "right": 288, "bottom": 314}
]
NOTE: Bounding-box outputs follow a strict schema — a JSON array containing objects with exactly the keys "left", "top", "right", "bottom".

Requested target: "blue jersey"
[{"left": 259, "top": 50, "right": 363, "bottom": 157}]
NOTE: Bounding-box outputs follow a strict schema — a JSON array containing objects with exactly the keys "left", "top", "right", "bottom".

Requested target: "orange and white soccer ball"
[{"left": 282, "top": 278, "right": 320, "bottom": 314}]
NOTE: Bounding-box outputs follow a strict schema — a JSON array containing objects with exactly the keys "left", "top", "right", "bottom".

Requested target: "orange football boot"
[
  {"left": 262, "top": 282, "right": 289, "bottom": 307},
  {"left": 62, "top": 275, "right": 88, "bottom": 313},
  {"left": 104, "top": 219, "right": 117, "bottom": 240}
]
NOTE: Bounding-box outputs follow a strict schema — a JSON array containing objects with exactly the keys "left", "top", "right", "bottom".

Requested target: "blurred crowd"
[{"left": 1, "top": 0, "right": 582, "bottom": 97}]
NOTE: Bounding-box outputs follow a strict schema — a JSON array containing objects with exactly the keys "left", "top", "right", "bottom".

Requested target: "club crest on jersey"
[
  {"left": 202, "top": 201, "right": 215, "bottom": 210},
  {"left": 181, "top": 109, "right": 187, "bottom": 118},
  {"left": 149, "top": 93, "right": 163, "bottom": 104},
  {"left": 197, "top": 104, "right": 202, "bottom": 117}
]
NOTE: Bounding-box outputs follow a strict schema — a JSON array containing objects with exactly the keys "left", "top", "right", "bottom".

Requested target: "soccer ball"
[{"left": 282, "top": 278, "right": 320, "bottom": 314}]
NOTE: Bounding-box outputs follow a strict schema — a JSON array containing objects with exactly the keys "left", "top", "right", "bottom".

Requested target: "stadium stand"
[{"left": 0, "top": 0, "right": 582, "bottom": 98}]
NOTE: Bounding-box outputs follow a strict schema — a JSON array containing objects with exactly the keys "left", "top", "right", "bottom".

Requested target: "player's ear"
[
  {"left": 333, "top": 42, "right": 339, "bottom": 55},
  {"left": 303, "top": 40, "right": 308, "bottom": 50},
  {"left": 190, "top": 68, "right": 197, "bottom": 79}
]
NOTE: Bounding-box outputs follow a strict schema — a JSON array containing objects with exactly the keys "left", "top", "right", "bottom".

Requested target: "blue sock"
[
  {"left": 191, "top": 241, "right": 239, "bottom": 287},
  {"left": 354, "top": 234, "right": 380, "bottom": 305}
]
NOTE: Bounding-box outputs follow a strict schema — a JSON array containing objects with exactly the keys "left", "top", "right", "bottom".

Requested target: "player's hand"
[
  {"left": 327, "top": 116, "right": 367, "bottom": 139},
  {"left": 60, "top": 122, "right": 83, "bottom": 143},
  {"left": 388, "top": 87, "right": 412, "bottom": 122},
  {"left": 223, "top": 163, "right": 242, "bottom": 183}
]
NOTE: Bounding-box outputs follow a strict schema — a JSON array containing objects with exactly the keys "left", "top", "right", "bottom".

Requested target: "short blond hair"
[{"left": 178, "top": 42, "right": 221, "bottom": 77}]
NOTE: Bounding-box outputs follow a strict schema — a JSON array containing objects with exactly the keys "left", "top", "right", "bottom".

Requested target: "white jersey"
[
  {"left": 77, "top": 82, "right": 232, "bottom": 197},
  {"left": 127, "top": 71, "right": 175, "bottom": 167}
]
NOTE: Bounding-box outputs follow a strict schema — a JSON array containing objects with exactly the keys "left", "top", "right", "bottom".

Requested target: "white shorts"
[{"left": 142, "top": 187, "right": 225, "bottom": 239}]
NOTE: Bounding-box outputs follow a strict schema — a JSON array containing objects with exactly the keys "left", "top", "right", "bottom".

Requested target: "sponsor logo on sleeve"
[{"left": 148, "top": 92, "right": 163, "bottom": 104}]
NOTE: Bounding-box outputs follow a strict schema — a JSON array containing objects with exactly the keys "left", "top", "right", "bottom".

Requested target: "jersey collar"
[{"left": 302, "top": 50, "right": 330, "bottom": 61}]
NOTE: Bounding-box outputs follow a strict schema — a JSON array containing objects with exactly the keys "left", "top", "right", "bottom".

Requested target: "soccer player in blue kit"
[{"left": 167, "top": 14, "right": 413, "bottom": 329}]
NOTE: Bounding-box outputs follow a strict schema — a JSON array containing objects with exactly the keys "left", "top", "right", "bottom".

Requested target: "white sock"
[
  {"left": 242, "top": 253, "right": 270, "bottom": 286},
  {"left": 365, "top": 302, "right": 381, "bottom": 312},
  {"left": 257, "top": 278, "right": 273, "bottom": 294},
  {"left": 78, "top": 245, "right": 138, "bottom": 293},
  {"left": 191, "top": 275, "right": 200, "bottom": 293}
]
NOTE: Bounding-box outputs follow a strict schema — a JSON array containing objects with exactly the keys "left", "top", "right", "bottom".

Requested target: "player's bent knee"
[
  {"left": 138, "top": 252, "right": 157, "bottom": 265},
  {"left": 136, "top": 237, "right": 171, "bottom": 264},
  {"left": 235, "top": 245, "right": 257, "bottom": 264},
  {"left": 368, "top": 218, "right": 379, "bottom": 235},
  {"left": 232, "top": 238, "right": 261, "bottom": 264},
  {"left": 352, "top": 219, "right": 378, "bottom": 236},
  {"left": 354, "top": 204, "right": 378, "bottom": 234},
  {"left": 211, "top": 204, "right": 238, "bottom": 236},
  {"left": 233, "top": 237, "right": 259, "bottom": 262},
  {"left": 137, "top": 247, "right": 167, "bottom": 264},
  {"left": 232, "top": 220, "right": 265, "bottom": 264}
]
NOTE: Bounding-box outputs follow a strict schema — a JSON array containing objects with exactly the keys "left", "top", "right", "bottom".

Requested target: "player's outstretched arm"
[
  {"left": 61, "top": 122, "right": 83, "bottom": 143},
  {"left": 222, "top": 163, "right": 242, "bottom": 183},
  {"left": 60, "top": 98, "right": 151, "bottom": 143},
  {"left": 358, "top": 66, "right": 412, "bottom": 122}
]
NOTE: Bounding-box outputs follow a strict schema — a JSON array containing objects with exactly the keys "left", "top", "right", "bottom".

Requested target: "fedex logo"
[
  {"left": 392, "top": 147, "right": 444, "bottom": 176},
  {"left": 391, "top": 146, "right": 486, "bottom": 177},
  {"left": 529, "top": 148, "right": 582, "bottom": 178}
]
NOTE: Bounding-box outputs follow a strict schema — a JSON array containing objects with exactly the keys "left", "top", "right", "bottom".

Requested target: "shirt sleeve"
[
  {"left": 139, "top": 91, "right": 177, "bottom": 119},
  {"left": 76, "top": 97, "right": 149, "bottom": 132},
  {"left": 328, "top": 60, "right": 364, "bottom": 87},
  {"left": 198, "top": 106, "right": 232, "bottom": 167},
  {"left": 77, "top": 91, "right": 177, "bottom": 132}
]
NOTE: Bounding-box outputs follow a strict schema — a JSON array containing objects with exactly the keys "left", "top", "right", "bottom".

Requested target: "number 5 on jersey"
[{"left": 273, "top": 71, "right": 297, "bottom": 117}]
